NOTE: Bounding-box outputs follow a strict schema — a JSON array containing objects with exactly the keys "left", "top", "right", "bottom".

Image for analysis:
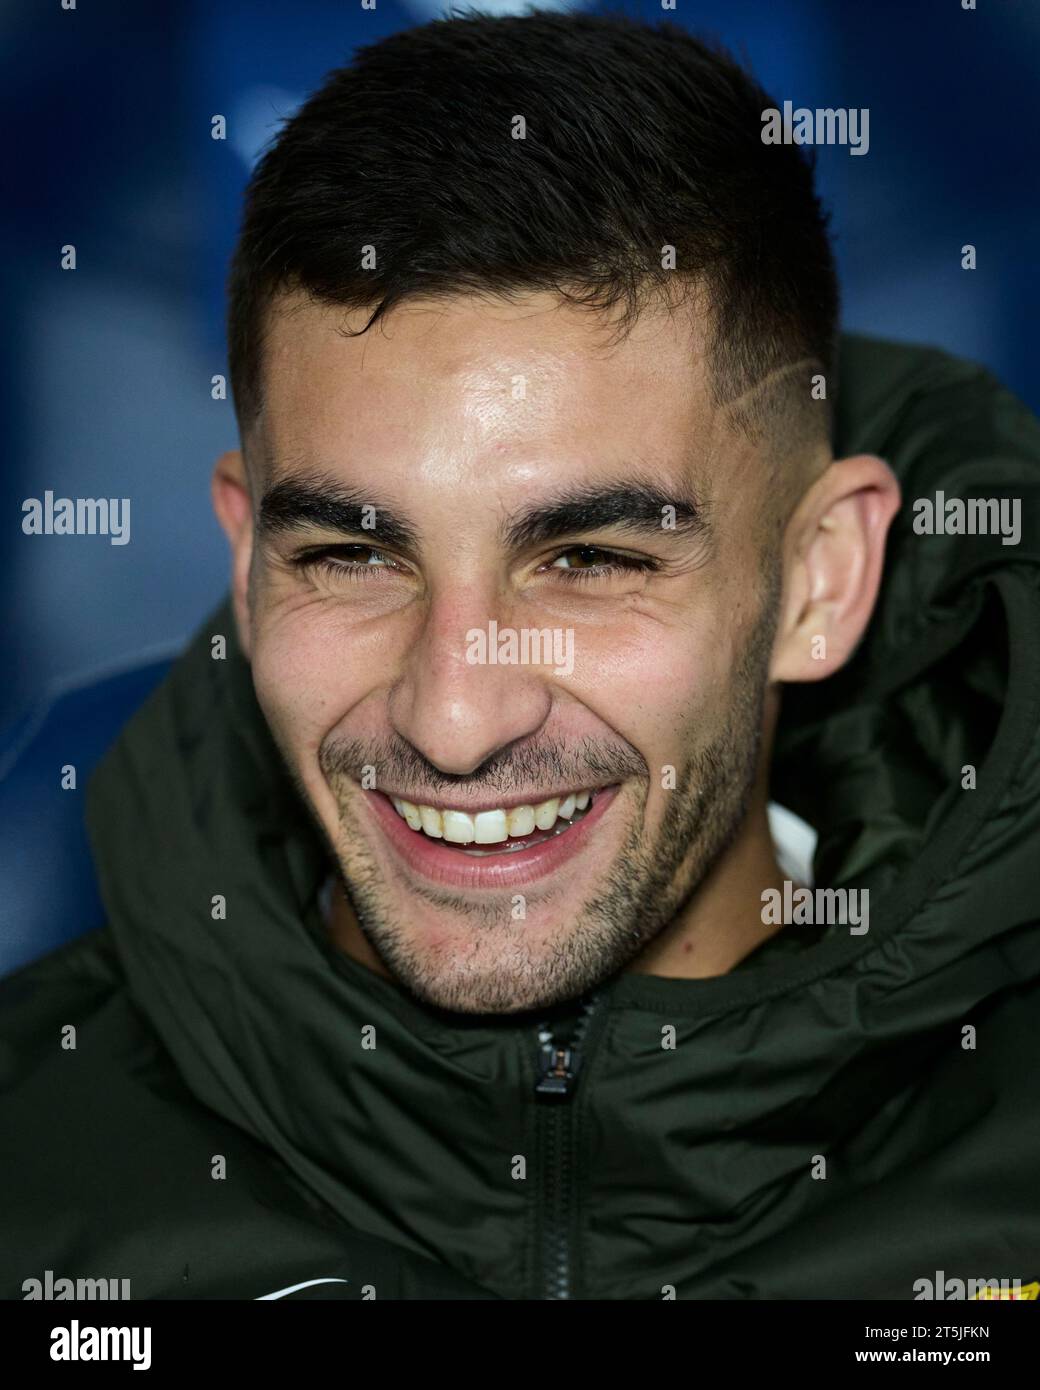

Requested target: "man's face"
[{"left": 236, "top": 290, "right": 783, "bottom": 1014}]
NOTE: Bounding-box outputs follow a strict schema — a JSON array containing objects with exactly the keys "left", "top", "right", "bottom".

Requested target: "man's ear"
[
  {"left": 211, "top": 449, "right": 255, "bottom": 659},
  {"left": 770, "top": 454, "right": 901, "bottom": 683}
]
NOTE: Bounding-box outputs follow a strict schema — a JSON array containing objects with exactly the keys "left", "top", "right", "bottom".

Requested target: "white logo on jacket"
[{"left": 256, "top": 1278, "right": 349, "bottom": 1300}]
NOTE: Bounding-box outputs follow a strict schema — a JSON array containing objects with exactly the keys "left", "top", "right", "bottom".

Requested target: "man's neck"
[{"left": 623, "top": 798, "right": 792, "bottom": 978}]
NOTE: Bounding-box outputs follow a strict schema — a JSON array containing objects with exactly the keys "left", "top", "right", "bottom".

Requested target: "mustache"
[{"left": 318, "top": 733, "right": 647, "bottom": 798}]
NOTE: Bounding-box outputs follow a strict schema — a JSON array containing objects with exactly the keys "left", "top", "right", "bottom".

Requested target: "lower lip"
[{"left": 363, "top": 785, "right": 621, "bottom": 890}]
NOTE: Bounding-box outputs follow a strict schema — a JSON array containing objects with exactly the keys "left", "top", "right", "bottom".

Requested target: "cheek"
[
  {"left": 567, "top": 610, "right": 737, "bottom": 747},
  {"left": 250, "top": 606, "right": 370, "bottom": 760}
]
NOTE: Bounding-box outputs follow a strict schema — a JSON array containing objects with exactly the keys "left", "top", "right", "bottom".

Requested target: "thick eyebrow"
[
  {"left": 258, "top": 471, "right": 709, "bottom": 555},
  {"left": 500, "top": 479, "right": 709, "bottom": 550},
  {"left": 258, "top": 477, "right": 421, "bottom": 553}
]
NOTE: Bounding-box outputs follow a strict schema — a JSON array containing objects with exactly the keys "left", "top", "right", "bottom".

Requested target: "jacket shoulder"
[
  {"left": 0, "top": 928, "right": 127, "bottom": 1052},
  {"left": 834, "top": 332, "right": 1040, "bottom": 463},
  {"left": 0, "top": 930, "right": 499, "bottom": 1300}
]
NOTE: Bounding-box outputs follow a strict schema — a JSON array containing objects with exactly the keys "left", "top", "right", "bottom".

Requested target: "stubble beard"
[{"left": 314, "top": 578, "right": 780, "bottom": 1017}]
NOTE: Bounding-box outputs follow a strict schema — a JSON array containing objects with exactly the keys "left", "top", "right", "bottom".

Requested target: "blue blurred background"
[{"left": 2, "top": 0, "right": 1038, "bottom": 734}]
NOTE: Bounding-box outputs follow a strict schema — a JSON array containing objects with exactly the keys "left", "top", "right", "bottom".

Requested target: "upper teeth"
[{"left": 389, "top": 790, "right": 593, "bottom": 844}]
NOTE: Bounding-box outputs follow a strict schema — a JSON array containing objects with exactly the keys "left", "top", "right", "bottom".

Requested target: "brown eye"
[
  {"left": 293, "top": 545, "right": 403, "bottom": 579},
  {"left": 547, "top": 547, "right": 657, "bottom": 581}
]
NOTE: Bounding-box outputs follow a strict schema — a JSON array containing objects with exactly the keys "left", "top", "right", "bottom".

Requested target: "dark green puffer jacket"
[{"left": 2, "top": 334, "right": 1039, "bottom": 1301}]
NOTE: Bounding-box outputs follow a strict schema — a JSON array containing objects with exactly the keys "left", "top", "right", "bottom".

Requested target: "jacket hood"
[{"left": 86, "top": 335, "right": 1040, "bottom": 1298}]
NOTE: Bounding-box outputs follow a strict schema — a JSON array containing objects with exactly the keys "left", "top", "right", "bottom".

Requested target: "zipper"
[{"left": 533, "top": 991, "right": 601, "bottom": 1299}]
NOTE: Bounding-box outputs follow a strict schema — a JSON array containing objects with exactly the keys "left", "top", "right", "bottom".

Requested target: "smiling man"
[
  {"left": 3, "top": 11, "right": 1040, "bottom": 1304},
  {"left": 212, "top": 286, "right": 894, "bottom": 1015}
]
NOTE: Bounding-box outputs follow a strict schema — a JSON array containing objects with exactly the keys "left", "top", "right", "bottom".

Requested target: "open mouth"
[
  {"left": 387, "top": 789, "right": 600, "bottom": 857},
  {"left": 363, "top": 783, "right": 622, "bottom": 889}
]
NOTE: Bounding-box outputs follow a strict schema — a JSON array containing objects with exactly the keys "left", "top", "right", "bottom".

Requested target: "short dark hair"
[{"left": 227, "top": 8, "right": 838, "bottom": 454}]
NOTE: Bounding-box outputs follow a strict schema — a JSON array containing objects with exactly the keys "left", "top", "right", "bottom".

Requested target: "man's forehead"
[
  {"left": 259, "top": 287, "right": 717, "bottom": 410},
  {"left": 248, "top": 288, "right": 770, "bottom": 516}
]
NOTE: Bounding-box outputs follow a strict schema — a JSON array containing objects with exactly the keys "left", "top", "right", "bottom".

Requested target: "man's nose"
[{"left": 387, "top": 591, "right": 556, "bottom": 776}]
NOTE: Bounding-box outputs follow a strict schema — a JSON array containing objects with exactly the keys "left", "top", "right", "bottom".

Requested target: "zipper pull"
[
  {"left": 533, "top": 993, "right": 600, "bottom": 1099},
  {"left": 535, "top": 1035, "right": 583, "bottom": 1097}
]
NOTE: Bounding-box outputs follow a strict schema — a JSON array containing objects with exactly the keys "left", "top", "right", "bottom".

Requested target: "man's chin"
[
  {"left": 356, "top": 913, "right": 617, "bottom": 1016},
  {"left": 329, "top": 791, "right": 646, "bottom": 1012}
]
